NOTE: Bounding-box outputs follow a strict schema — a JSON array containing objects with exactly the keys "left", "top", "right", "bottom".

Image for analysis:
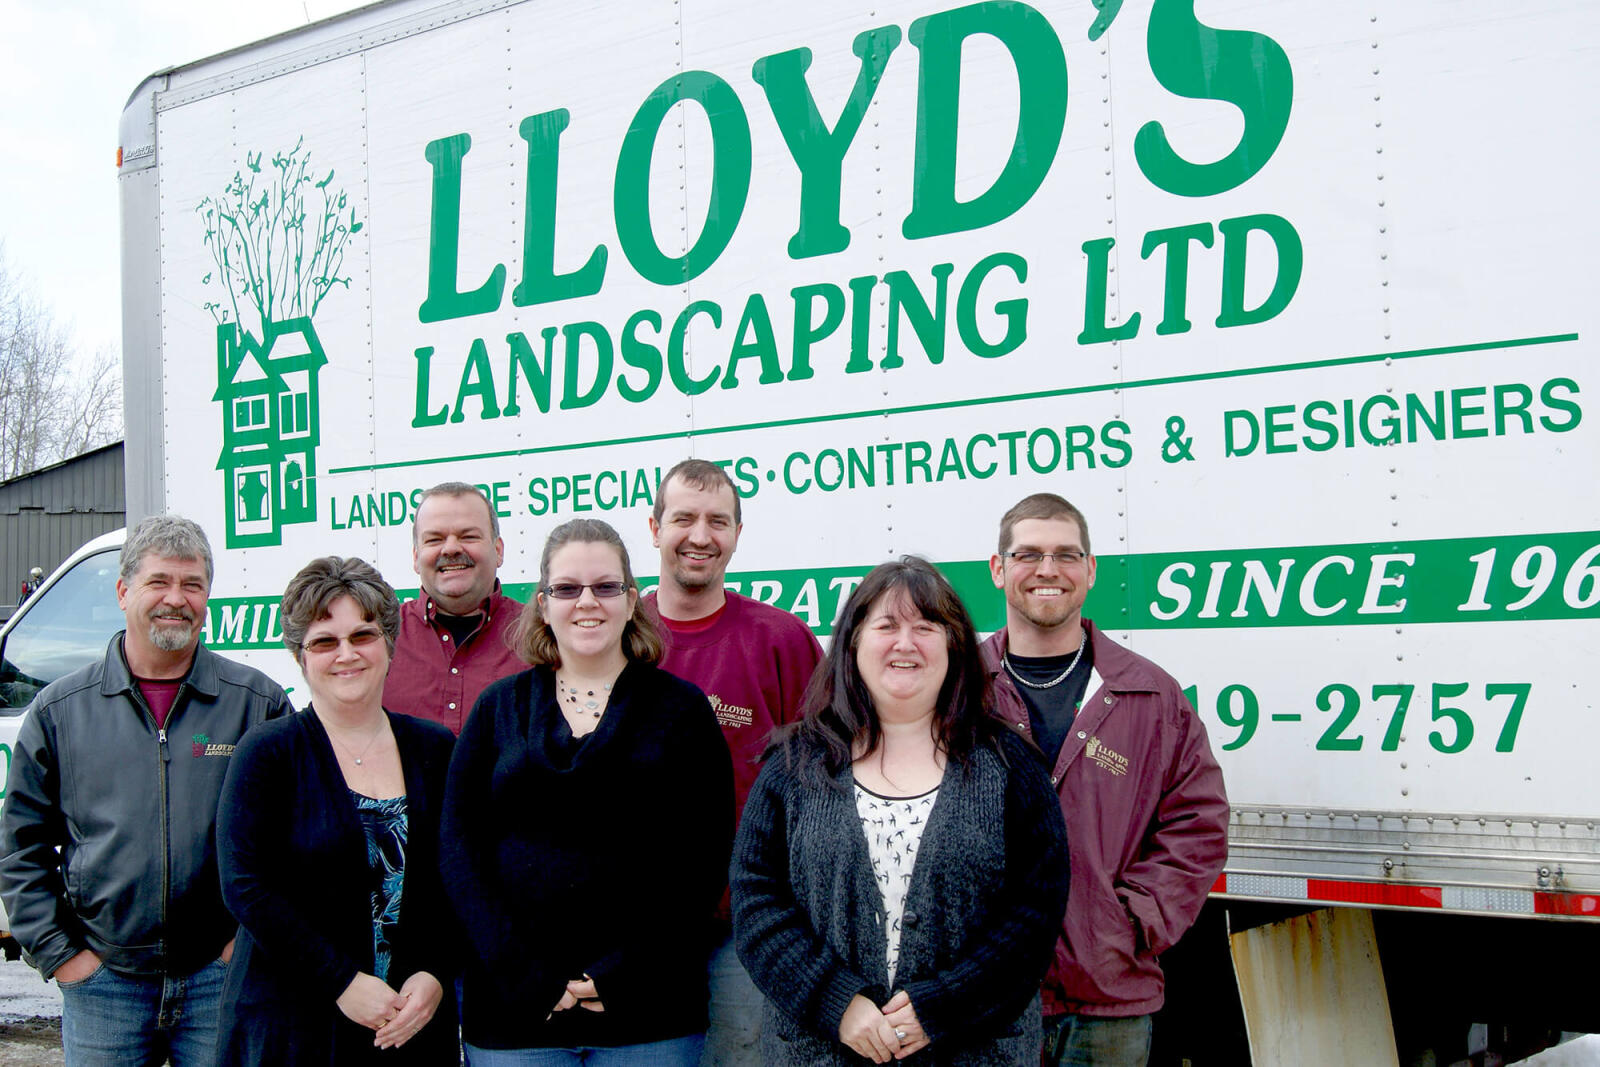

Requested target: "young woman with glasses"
[
  {"left": 440, "top": 518, "right": 733, "bottom": 1066},
  {"left": 216, "top": 556, "right": 459, "bottom": 1063}
]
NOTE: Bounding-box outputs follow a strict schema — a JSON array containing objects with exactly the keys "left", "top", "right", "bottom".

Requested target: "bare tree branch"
[
  {"left": 56, "top": 347, "right": 124, "bottom": 460},
  {"left": 0, "top": 245, "right": 124, "bottom": 479}
]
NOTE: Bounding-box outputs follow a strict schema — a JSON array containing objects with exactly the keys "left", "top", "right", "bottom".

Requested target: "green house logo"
[
  {"left": 197, "top": 138, "right": 361, "bottom": 548},
  {"left": 213, "top": 319, "right": 326, "bottom": 547}
]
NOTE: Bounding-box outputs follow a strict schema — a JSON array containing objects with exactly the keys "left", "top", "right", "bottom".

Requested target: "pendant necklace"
[
  {"left": 1003, "top": 638, "right": 1085, "bottom": 690},
  {"left": 324, "top": 718, "right": 385, "bottom": 765}
]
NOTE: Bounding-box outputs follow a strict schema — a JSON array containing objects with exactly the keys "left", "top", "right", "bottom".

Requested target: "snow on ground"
[
  {"left": 0, "top": 956, "right": 62, "bottom": 1065},
  {"left": 1513, "top": 1034, "right": 1600, "bottom": 1066},
  {"left": 0, "top": 959, "right": 58, "bottom": 1022}
]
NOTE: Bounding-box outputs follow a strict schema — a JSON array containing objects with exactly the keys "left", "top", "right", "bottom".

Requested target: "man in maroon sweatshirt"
[{"left": 644, "top": 459, "right": 823, "bottom": 1067}]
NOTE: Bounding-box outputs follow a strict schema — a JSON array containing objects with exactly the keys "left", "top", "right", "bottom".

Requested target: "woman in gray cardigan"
[{"left": 732, "top": 557, "right": 1070, "bottom": 1065}]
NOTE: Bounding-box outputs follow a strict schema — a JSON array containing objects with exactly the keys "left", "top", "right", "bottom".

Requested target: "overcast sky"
[{"left": 0, "top": 0, "right": 369, "bottom": 358}]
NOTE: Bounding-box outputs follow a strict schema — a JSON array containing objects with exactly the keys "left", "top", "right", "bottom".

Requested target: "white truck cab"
[
  {"left": 0, "top": 529, "right": 126, "bottom": 946},
  {"left": 0, "top": 530, "right": 127, "bottom": 724}
]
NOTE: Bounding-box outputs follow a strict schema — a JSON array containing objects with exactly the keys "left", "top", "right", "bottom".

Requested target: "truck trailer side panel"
[{"left": 116, "top": 0, "right": 1600, "bottom": 912}]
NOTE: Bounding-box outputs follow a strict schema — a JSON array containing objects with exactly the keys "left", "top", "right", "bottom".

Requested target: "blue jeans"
[
  {"left": 1041, "top": 1013, "right": 1153, "bottom": 1067},
  {"left": 465, "top": 1034, "right": 704, "bottom": 1065},
  {"left": 58, "top": 958, "right": 227, "bottom": 1066},
  {"left": 701, "top": 934, "right": 762, "bottom": 1066}
]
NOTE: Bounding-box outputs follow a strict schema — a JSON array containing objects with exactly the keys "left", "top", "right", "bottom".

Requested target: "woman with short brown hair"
[{"left": 217, "top": 556, "right": 458, "bottom": 1064}]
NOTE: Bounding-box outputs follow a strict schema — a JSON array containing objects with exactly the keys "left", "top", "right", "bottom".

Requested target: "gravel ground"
[{"left": 0, "top": 956, "right": 61, "bottom": 1066}]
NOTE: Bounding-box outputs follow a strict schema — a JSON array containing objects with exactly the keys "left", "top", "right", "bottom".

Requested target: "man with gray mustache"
[
  {"left": 385, "top": 481, "right": 524, "bottom": 734},
  {"left": 0, "top": 514, "right": 291, "bottom": 1064}
]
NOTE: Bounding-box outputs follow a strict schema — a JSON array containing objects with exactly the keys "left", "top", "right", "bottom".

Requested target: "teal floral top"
[{"left": 351, "top": 791, "right": 408, "bottom": 983}]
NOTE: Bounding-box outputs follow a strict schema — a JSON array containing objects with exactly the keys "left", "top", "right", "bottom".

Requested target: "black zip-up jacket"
[{"left": 0, "top": 633, "right": 291, "bottom": 980}]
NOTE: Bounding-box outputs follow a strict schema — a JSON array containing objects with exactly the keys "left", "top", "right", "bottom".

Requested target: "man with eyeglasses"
[
  {"left": 981, "top": 493, "right": 1227, "bottom": 1066},
  {"left": 0, "top": 514, "right": 291, "bottom": 1064},
  {"left": 386, "top": 481, "right": 524, "bottom": 734},
  {"left": 644, "top": 458, "right": 823, "bottom": 1067}
]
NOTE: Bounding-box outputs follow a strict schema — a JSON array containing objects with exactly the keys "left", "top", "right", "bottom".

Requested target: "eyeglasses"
[
  {"left": 1001, "top": 550, "right": 1088, "bottom": 566},
  {"left": 301, "top": 628, "right": 385, "bottom": 655},
  {"left": 542, "top": 581, "right": 628, "bottom": 600}
]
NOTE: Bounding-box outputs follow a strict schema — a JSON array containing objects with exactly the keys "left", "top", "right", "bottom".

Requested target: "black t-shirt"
[
  {"left": 1006, "top": 642, "right": 1095, "bottom": 765},
  {"left": 436, "top": 610, "right": 481, "bottom": 646}
]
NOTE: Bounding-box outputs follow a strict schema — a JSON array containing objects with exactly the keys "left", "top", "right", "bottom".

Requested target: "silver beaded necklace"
[
  {"left": 1002, "top": 639, "right": 1085, "bottom": 690},
  {"left": 557, "top": 676, "right": 614, "bottom": 718}
]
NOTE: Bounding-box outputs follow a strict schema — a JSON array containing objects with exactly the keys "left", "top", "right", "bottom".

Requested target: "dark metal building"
[{"left": 0, "top": 441, "right": 125, "bottom": 610}]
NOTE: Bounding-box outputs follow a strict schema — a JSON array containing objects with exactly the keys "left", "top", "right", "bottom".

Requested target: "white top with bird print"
[{"left": 855, "top": 781, "right": 940, "bottom": 986}]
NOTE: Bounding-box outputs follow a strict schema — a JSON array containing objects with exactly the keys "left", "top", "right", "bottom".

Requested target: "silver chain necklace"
[
  {"left": 1003, "top": 639, "right": 1085, "bottom": 690},
  {"left": 323, "top": 718, "right": 386, "bottom": 766}
]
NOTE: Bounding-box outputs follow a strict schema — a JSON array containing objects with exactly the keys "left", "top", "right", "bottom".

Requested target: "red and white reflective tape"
[{"left": 1214, "top": 873, "right": 1600, "bottom": 918}]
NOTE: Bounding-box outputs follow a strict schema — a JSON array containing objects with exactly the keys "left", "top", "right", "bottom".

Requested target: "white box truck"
[{"left": 2, "top": 0, "right": 1596, "bottom": 1057}]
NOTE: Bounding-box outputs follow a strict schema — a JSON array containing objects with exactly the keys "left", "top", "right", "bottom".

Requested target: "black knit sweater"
[
  {"left": 732, "top": 728, "right": 1070, "bottom": 1064},
  {"left": 440, "top": 661, "right": 733, "bottom": 1051}
]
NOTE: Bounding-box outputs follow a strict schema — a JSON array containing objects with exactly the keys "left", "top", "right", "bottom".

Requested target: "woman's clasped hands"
[
  {"left": 839, "top": 991, "right": 929, "bottom": 1062},
  {"left": 548, "top": 974, "right": 606, "bottom": 1019},
  {"left": 337, "top": 969, "right": 443, "bottom": 1050}
]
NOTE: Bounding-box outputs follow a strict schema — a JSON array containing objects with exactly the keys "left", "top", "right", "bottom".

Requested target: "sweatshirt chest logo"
[
  {"left": 190, "top": 733, "right": 235, "bottom": 758},
  {"left": 707, "top": 694, "right": 755, "bottom": 729},
  {"left": 1083, "top": 736, "right": 1130, "bottom": 777}
]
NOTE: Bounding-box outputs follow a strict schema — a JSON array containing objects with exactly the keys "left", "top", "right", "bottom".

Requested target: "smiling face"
[
  {"left": 539, "top": 540, "right": 638, "bottom": 670},
  {"left": 854, "top": 588, "right": 951, "bottom": 718},
  {"left": 990, "top": 516, "right": 1097, "bottom": 646},
  {"left": 301, "top": 595, "right": 391, "bottom": 712},
  {"left": 648, "top": 474, "right": 741, "bottom": 596},
  {"left": 413, "top": 491, "right": 504, "bottom": 614},
  {"left": 116, "top": 552, "right": 209, "bottom": 663}
]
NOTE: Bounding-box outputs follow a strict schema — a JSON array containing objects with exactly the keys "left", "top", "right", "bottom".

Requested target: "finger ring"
[{"left": 895, "top": 1028, "right": 907, "bottom": 1042}]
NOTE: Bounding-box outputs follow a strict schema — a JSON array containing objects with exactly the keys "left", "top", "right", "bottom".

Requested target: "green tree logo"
[
  {"left": 197, "top": 137, "right": 361, "bottom": 337},
  {"left": 197, "top": 139, "right": 363, "bottom": 548}
]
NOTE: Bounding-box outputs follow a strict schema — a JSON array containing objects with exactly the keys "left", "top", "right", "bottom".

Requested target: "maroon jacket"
[
  {"left": 981, "top": 620, "right": 1228, "bottom": 1017},
  {"left": 384, "top": 584, "right": 525, "bottom": 735}
]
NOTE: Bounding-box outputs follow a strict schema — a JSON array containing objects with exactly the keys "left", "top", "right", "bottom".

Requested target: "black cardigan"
[
  {"left": 440, "top": 661, "right": 733, "bottom": 1051},
  {"left": 732, "top": 728, "right": 1071, "bottom": 1065},
  {"left": 216, "top": 708, "right": 459, "bottom": 1065}
]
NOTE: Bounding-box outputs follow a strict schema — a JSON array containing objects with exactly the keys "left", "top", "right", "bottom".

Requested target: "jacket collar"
[
  {"left": 983, "top": 619, "right": 1162, "bottom": 694},
  {"left": 100, "top": 632, "right": 220, "bottom": 699}
]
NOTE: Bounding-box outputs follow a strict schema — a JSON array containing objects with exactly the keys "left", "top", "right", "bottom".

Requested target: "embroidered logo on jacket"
[
  {"left": 708, "top": 694, "right": 755, "bottom": 729},
  {"left": 191, "top": 733, "right": 236, "bottom": 758},
  {"left": 1083, "top": 736, "right": 1130, "bottom": 777}
]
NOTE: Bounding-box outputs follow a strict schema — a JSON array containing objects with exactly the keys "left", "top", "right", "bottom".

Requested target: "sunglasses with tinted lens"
[
  {"left": 542, "top": 581, "right": 628, "bottom": 599},
  {"left": 301, "top": 628, "right": 385, "bottom": 655}
]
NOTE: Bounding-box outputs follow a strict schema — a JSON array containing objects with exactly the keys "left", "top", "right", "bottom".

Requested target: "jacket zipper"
[
  {"left": 157, "top": 724, "right": 171, "bottom": 943},
  {"left": 132, "top": 682, "right": 174, "bottom": 961},
  {"left": 158, "top": 684, "right": 191, "bottom": 955}
]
